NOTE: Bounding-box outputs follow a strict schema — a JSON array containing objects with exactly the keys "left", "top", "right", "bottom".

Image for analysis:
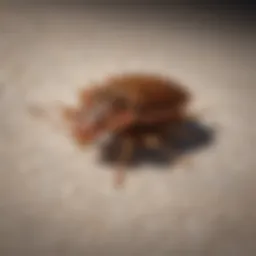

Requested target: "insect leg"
[
  {"left": 144, "top": 134, "right": 162, "bottom": 149},
  {"left": 62, "top": 107, "right": 79, "bottom": 121},
  {"left": 78, "top": 87, "right": 98, "bottom": 107},
  {"left": 178, "top": 155, "right": 194, "bottom": 169},
  {"left": 114, "top": 136, "right": 134, "bottom": 188}
]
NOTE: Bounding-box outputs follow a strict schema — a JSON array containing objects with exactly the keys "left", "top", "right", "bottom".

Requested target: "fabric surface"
[{"left": 0, "top": 6, "right": 255, "bottom": 256}]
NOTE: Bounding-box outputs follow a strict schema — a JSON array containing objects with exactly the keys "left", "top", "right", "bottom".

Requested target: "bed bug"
[{"left": 63, "top": 73, "right": 193, "bottom": 187}]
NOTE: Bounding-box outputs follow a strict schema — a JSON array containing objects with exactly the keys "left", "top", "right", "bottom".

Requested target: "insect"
[{"left": 63, "top": 73, "right": 193, "bottom": 187}]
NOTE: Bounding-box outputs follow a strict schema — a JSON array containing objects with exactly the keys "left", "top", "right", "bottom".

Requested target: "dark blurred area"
[
  {"left": 101, "top": 119, "right": 215, "bottom": 167},
  {"left": 1, "top": 0, "right": 255, "bottom": 11},
  {"left": 1, "top": 1, "right": 254, "bottom": 30}
]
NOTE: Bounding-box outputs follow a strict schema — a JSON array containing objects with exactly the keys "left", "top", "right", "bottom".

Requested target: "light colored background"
[{"left": 0, "top": 5, "right": 255, "bottom": 256}]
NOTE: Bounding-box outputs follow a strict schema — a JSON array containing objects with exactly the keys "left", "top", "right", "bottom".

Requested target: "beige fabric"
[{"left": 0, "top": 6, "right": 255, "bottom": 256}]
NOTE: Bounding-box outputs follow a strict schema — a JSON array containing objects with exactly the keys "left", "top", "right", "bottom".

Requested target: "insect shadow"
[{"left": 99, "top": 119, "right": 215, "bottom": 169}]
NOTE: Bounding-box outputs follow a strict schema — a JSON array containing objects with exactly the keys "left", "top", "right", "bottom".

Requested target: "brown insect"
[{"left": 63, "top": 73, "right": 193, "bottom": 188}]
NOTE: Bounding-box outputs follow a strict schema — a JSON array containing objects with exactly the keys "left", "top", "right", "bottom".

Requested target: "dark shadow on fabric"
[{"left": 99, "top": 120, "right": 215, "bottom": 169}]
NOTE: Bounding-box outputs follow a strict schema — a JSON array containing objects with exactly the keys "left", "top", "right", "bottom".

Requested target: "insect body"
[{"left": 64, "top": 73, "right": 192, "bottom": 187}]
